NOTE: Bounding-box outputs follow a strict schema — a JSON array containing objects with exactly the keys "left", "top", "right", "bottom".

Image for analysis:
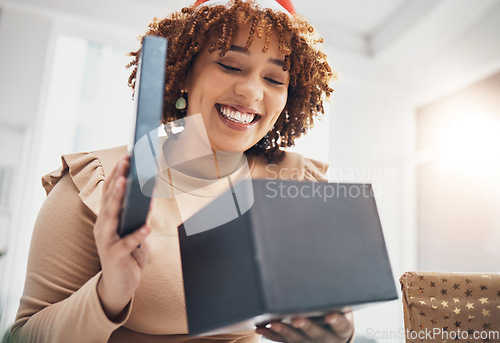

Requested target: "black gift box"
[{"left": 178, "top": 179, "right": 397, "bottom": 336}]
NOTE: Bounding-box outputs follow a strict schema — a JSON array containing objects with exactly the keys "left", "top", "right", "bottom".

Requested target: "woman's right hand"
[{"left": 94, "top": 155, "right": 152, "bottom": 321}]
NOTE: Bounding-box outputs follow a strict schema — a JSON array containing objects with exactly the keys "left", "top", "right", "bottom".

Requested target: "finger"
[
  {"left": 113, "top": 224, "right": 151, "bottom": 257},
  {"left": 94, "top": 174, "right": 126, "bottom": 244},
  {"left": 132, "top": 230, "right": 151, "bottom": 269},
  {"left": 324, "top": 312, "right": 354, "bottom": 341},
  {"left": 146, "top": 197, "right": 155, "bottom": 224},
  {"left": 269, "top": 322, "right": 310, "bottom": 343},
  {"left": 103, "top": 155, "right": 128, "bottom": 194},
  {"left": 106, "top": 158, "right": 129, "bottom": 199},
  {"left": 255, "top": 327, "right": 285, "bottom": 342},
  {"left": 292, "top": 318, "right": 334, "bottom": 342},
  {"left": 98, "top": 175, "right": 127, "bottom": 242}
]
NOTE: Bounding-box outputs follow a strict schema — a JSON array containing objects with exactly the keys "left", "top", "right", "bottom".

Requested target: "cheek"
[
  {"left": 198, "top": 73, "right": 233, "bottom": 107},
  {"left": 269, "top": 89, "right": 288, "bottom": 121},
  {"left": 275, "top": 85, "right": 288, "bottom": 106}
]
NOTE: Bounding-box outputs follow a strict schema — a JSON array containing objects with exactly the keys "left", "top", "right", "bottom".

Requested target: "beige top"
[{"left": 10, "top": 145, "right": 328, "bottom": 343}]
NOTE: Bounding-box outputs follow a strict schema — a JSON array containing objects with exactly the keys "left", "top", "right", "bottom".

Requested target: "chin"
[
  {"left": 213, "top": 145, "right": 248, "bottom": 153},
  {"left": 209, "top": 139, "right": 254, "bottom": 153}
]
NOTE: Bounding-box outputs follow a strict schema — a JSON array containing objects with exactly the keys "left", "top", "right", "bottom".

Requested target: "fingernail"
[
  {"left": 270, "top": 323, "right": 282, "bottom": 332},
  {"left": 328, "top": 315, "right": 339, "bottom": 324},
  {"left": 140, "top": 227, "right": 147, "bottom": 234},
  {"left": 292, "top": 319, "right": 305, "bottom": 328}
]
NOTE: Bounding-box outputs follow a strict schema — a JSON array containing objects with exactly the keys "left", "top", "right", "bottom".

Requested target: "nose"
[{"left": 233, "top": 74, "right": 264, "bottom": 102}]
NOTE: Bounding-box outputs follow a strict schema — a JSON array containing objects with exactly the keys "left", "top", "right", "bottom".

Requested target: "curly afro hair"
[{"left": 127, "top": 0, "right": 335, "bottom": 163}]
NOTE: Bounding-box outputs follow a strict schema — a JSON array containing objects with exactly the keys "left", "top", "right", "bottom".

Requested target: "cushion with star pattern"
[{"left": 400, "top": 272, "right": 500, "bottom": 342}]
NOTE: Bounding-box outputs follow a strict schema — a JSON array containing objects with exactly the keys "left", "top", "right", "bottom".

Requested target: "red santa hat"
[{"left": 193, "top": 0, "right": 296, "bottom": 16}]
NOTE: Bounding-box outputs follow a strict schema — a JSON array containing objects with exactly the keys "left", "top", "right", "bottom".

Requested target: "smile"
[{"left": 216, "top": 104, "right": 261, "bottom": 126}]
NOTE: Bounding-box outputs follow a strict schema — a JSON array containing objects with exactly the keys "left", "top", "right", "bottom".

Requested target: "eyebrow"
[{"left": 228, "top": 45, "right": 285, "bottom": 68}]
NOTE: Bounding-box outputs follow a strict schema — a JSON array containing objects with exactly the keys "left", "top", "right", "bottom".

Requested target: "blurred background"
[{"left": 0, "top": 0, "right": 499, "bottom": 341}]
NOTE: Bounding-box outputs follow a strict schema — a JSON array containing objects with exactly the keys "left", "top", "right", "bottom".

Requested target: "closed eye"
[
  {"left": 217, "top": 62, "right": 241, "bottom": 72},
  {"left": 265, "top": 77, "right": 285, "bottom": 86},
  {"left": 218, "top": 62, "right": 285, "bottom": 86}
]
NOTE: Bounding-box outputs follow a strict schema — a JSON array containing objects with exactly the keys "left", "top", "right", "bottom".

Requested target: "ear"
[{"left": 182, "top": 68, "right": 192, "bottom": 94}]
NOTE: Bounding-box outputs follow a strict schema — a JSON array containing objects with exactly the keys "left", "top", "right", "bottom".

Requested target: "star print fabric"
[{"left": 400, "top": 272, "right": 500, "bottom": 342}]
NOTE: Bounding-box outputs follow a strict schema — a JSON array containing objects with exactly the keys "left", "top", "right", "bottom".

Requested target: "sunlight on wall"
[
  {"left": 417, "top": 72, "right": 500, "bottom": 273},
  {"left": 437, "top": 112, "right": 500, "bottom": 180}
]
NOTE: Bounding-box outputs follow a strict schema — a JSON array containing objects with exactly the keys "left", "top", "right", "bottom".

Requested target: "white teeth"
[{"left": 218, "top": 105, "right": 256, "bottom": 124}]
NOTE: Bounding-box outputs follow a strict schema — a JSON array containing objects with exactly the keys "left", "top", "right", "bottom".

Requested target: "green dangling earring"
[{"left": 175, "top": 91, "right": 187, "bottom": 110}]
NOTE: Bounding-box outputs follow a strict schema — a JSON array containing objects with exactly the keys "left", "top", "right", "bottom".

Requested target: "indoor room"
[{"left": 1, "top": 0, "right": 499, "bottom": 342}]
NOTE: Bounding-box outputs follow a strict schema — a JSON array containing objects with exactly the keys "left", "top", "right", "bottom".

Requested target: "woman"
[{"left": 10, "top": 0, "right": 354, "bottom": 342}]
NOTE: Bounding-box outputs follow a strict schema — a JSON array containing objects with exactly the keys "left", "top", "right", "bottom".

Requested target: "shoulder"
[
  {"left": 249, "top": 151, "right": 329, "bottom": 182},
  {"left": 41, "top": 145, "right": 127, "bottom": 216}
]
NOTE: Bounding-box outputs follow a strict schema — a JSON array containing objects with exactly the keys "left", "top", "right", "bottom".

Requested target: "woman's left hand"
[{"left": 256, "top": 311, "right": 354, "bottom": 343}]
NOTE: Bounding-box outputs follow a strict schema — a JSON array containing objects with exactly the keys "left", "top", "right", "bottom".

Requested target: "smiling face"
[{"left": 184, "top": 24, "right": 290, "bottom": 152}]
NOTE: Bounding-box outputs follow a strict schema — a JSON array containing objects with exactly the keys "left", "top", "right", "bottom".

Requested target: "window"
[{"left": 39, "top": 35, "right": 135, "bottom": 174}]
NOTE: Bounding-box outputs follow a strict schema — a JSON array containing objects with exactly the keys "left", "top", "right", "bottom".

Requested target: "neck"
[
  {"left": 162, "top": 134, "right": 244, "bottom": 179},
  {"left": 213, "top": 150, "right": 245, "bottom": 177}
]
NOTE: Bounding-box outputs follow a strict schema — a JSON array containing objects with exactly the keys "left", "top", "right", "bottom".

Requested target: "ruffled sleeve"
[
  {"left": 41, "top": 145, "right": 127, "bottom": 216},
  {"left": 303, "top": 157, "right": 329, "bottom": 182},
  {"left": 41, "top": 152, "right": 105, "bottom": 216}
]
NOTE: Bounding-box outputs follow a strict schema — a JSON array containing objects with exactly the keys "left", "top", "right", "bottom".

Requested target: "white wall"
[
  {"left": 324, "top": 52, "right": 416, "bottom": 340},
  {"left": 0, "top": 8, "right": 52, "bottom": 125},
  {"left": 0, "top": 7, "right": 55, "bottom": 334}
]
